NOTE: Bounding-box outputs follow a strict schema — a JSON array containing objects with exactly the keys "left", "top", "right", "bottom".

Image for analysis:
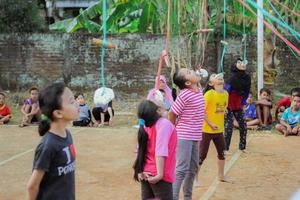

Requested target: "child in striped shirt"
[{"left": 169, "top": 68, "right": 205, "bottom": 200}]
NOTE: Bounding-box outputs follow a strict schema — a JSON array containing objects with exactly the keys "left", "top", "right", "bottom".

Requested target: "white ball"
[{"left": 94, "top": 87, "right": 115, "bottom": 106}]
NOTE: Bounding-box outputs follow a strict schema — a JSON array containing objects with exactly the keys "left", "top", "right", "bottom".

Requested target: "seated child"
[
  {"left": 275, "top": 94, "right": 300, "bottom": 136},
  {"left": 0, "top": 92, "right": 12, "bottom": 124},
  {"left": 73, "top": 93, "right": 92, "bottom": 127},
  {"left": 19, "top": 87, "right": 40, "bottom": 127},
  {"left": 254, "top": 88, "right": 273, "bottom": 130},
  {"left": 275, "top": 87, "right": 300, "bottom": 122},
  {"left": 92, "top": 101, "right": 114, "bottom": 127},
  {"left": 234, "top": 92, "right": 260, "bottom": 128}
]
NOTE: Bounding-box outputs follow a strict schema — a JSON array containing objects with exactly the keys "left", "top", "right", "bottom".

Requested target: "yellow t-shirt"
[{"left": 202, "top": 89, "right": 228, "bottom": 134}]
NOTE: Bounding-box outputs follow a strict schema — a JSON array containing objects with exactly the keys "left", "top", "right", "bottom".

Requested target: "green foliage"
[{"left": 0, "top": 0, "right": 46, "bottom": 33}]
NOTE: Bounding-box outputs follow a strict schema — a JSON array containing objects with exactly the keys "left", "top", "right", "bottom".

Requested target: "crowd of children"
[
  {"left": 0, "top": 87, "right": 115, "bottom": 128},
  {"left": 0, "top": 56, "right": 297, "bottom": 199},
  {"left": 132, "top": 57, "right": 299, "bottom": 200}
]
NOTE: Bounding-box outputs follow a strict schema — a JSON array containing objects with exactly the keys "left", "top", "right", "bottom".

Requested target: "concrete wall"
[{"left": 0, "top": 33, "right": 299, "bottom": 95}]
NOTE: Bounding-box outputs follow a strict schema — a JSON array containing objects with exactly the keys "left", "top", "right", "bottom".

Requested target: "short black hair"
[
  {"left": 173, "top": 70, "right": 187, "bottom": 90},
  {"left": 260, "top": 88, "right": 271, "bottom": 95},
  {"left": 293, "top": 94, "right": 300, "bottom": 99},
  {"left": 74, "top": 92, "right": 84, "bottom": 99},
  {"left": 29, "top": 87, "right": 39, "bottom": 93},
  {"left": 0, "top": 92, "right": 5, "bottom": 98},
  {"left": 291, "top": 87, "right": 300, "bottom": 95}
]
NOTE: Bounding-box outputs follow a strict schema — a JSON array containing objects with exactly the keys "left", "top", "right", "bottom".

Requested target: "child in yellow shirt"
[{"left": 199, "top": 73, "right": 230, "bottom": 182}]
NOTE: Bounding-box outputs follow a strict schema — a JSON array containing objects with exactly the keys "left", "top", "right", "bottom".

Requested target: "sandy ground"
[{"left": 0, "top": 125, "right": 299, "bottom": 200}]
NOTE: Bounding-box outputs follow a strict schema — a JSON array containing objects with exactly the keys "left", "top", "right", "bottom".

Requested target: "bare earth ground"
[{"left": 0, "top": 124, "right": 299, "bottom": 200}]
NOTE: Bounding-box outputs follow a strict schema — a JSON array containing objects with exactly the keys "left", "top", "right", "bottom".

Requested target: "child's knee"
[{"left": 217, "top": 153, "right": 225, "bottom": 160}]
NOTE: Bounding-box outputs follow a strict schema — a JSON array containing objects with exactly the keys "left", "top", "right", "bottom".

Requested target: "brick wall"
[{"left": 0, "top": 33, "right": 299, "bottom": 95}]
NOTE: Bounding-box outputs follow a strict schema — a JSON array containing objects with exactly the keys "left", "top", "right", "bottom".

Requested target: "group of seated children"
[
  {"left": 234, "top": 88, "right": 272, "bottom": 130},
  {"left": 1, "top": 87, "right": 114, "bottom": 128},
  {"left": 233, "top": 87, "right": 300, "bottom": 135}
]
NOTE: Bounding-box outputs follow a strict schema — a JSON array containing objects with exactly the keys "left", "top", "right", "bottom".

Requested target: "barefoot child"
[
  {"left": 20, "top": 87, "right": 40, "bottom": 127},
  {"left": 0, "top": 92, "right": 12, "bottom": 124},
  {"left": 27, "top": 83, "right": 79, "bottom": 200},
  {"left": 275, "top": 94, "right": 300, "bottom": 136},
  {"left": 199, "top": 73, "right": 229, "bottom": 182},
  {"left": 255, "top": 88, "right": 273, "bottom": 130},
  {"left": 133, "top": 100, "right": 177, "bottom": 200},
  {"left": 169, "top": 68, "right": 205, "bottom": 200}
]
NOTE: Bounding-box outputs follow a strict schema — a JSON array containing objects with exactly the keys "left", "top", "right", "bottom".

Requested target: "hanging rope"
[
  {"left": 242, "top": 5, "right": 247, "bottom": 63},
  {"left": 155, "top": 0, "right": 171, "bottom": 89},
  {"left": 245, "top": 0, "right": 300, "bottom": 42},
  {"left": 100, "top": 0, "right": 107, "bottom": 93},
  {"left": 268, "top": 0, "right": 300, "bottom": 61},
  {"left": 238, "top": 0, "right": 300, "bottom": 57},
  {"left": 220, "top": 0, "right": 227, "bottom": 73},
  {"left": 270, "top": 0, "right": 300, "bottom": 18}
]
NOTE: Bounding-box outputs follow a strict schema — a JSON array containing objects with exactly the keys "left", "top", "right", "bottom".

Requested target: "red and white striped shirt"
[{"left": 170, "top": 88, "right": 205, "bottom": 141}]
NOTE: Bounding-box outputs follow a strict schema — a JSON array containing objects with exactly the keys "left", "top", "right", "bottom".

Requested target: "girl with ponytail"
[
  {"left": 133, "top": 100, "right": 177, "bottom": 200},
  {"left": 27, "top": 82, "right": 79, "bottom": 200}
]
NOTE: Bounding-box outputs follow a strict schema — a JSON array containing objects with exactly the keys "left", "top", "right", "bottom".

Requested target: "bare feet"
[
  {"left": 219, "top": 176, "right": 233, "bottom": 183},
  {"left": 109, "top": 119, "right": 113, "bottom": 127},
  {"left": 98, "top": 123, "right": 105, "bottom": 128},
  {"left": 19, "top": 122, "right": 29, "bottom": 128},
  {"left": 0, "top": 121, "right": 4, "bottom": 125}
]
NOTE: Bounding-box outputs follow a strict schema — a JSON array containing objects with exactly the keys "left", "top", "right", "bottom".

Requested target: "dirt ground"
[{"left": 0, "top": 125, "right": 299, "bottom": 200}]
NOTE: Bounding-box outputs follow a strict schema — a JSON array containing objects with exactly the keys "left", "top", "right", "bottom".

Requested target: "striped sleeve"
[{"left": 170, "top": 92, "right": 187, "bottom": 116}]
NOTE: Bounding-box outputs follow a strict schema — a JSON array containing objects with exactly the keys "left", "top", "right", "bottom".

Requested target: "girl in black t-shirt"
[{"left": 27, "top": 82, "right": 79, "bottom": 200}]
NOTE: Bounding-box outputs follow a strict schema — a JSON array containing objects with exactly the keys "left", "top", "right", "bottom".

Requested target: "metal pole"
[{"left": 257, "top": 0, "right": 264, "bottom": 95}]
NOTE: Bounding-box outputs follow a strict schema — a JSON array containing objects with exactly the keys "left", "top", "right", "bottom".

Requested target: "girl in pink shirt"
[{"left": 133, "top": 100, "right": 177, "bottom": 200}]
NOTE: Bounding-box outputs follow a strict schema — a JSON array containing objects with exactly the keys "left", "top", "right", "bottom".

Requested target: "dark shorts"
[
  {"left": 141, "top": 180, "right": 173, "bottom": 200},
  {"left": 92, "top": 102, "right": 114, "bottom": 122}
]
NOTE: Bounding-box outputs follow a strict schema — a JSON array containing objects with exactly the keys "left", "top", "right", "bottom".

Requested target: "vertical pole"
[{"left": 257, "top": 0, "right": 264, "bottom": 95}]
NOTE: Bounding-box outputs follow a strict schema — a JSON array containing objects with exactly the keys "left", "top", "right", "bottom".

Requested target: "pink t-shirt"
[
  {"left": 143, "top": 118, "right": 177, "bottom": 183},
  {"left": 170, "top": 88, "right": 205, "bottom": 141}
]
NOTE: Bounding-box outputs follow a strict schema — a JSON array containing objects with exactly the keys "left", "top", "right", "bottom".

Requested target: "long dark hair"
[
  {"left": 38, "top": 82, "right": 66, "bottom": 136},
  {"left": 133, "top": 100, "right": 160, "bottom": 181}
]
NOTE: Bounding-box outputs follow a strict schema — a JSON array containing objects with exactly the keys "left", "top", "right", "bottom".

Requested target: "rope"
[
  {"left": 155, "top": 0, "right": 171, "bottom": 89},
  {"left": 245, "top": 0, "right": 300, "bottom": 42},
  {"left": 268, "top": 0, "right": 300, "bottom": 61},
  {"left": 238, "top": 0, "right": 300, "bottom": 57},
  {"left": 100, "top": 0, "right": 107, "bottom": 93},
  {"left": 220, "top": 0, "right": 227, "bottom": 73},
  {"left": 270, "top": 0, "right": 300, "bottom": 18},
  {"left": 242, "top": 5, "right": 247, "bottom": 63}
]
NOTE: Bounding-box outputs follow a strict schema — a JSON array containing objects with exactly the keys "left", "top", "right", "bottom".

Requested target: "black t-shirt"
[{"left": 33, "top": 130, "right": 76, "bottom": 200}]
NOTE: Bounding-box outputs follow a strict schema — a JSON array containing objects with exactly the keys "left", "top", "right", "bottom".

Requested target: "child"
[
  {"left": 275, "top": 87, "right": 300, "bottom": 122},
  {"left": 20, "top": 87, "right": 40, "bottom": 127},
  {"left": 168, "top": 68, "right": 205, "bottom": 200},
  {"left": 234, "top": 92, "right": 260, "bottom": 128},
  {"left": 0, "top": 92, "right": 12, "bottom": 124},
  {"left": 27, "top": 82, "right": 79, "bottom": 200},
  {"left": 255, "top": 88, "right": 273, "bottom": 130},
  {"left": 92, "top": 100, "right": 114, "bottom": 127},
  {"left": 199, "top": 73, "right": 230, "bottom": 182},
  {"left": 224, "top": 57, "right": 251, "bottom": 151},
  {"left": 275, "top": 94, "right": 300, "bottom": 136},
  {"left": 147, "top": 75, "right": 174, "bottom": 106},
  {"left": 133, "top": 100, "right": 177, "bottom": 200},
  {"left": 72, "top": 93, "right": 92, "bottom": 127}
]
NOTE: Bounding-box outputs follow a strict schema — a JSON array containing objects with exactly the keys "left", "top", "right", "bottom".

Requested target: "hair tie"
[
  {"left": 41, "top": 114, "right": 51, "bottom": 123},
  {"left": 138, "top": 118, "right": 145, "bottom": 126}
]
